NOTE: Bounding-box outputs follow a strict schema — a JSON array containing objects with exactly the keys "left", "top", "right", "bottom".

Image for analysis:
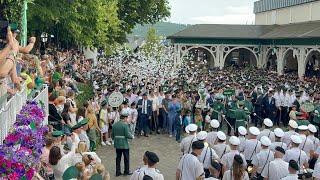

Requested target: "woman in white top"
[
  {"left": 49, "top": 144, "right": 76, "bottom": 180},
  {"left": 223, "top": 155, "right": 249, "bottom": 180},
  {"left": 71, "top": 141, "right": 101, "bottom": 166}
]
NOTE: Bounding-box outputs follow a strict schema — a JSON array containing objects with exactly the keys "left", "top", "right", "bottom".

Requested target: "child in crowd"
[
  {"left": 194, "top": 108, "right": 203, "bottom": 131},
  {"left": 130, "top": 102, "right": 138, "bottom": 136},
  {"left": 183, "top": 110, "right": 192, "bottom": 131}
]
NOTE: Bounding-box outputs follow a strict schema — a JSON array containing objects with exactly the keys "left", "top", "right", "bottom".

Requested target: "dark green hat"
[
  {"left": 52, "top": 130, "right": 64, "bottom": 137},
  {"left": 101, "top": 100, "right": 108, "bottom": 107},
  {"left": 79, "top": 118, "right": 89, "bottom": 126},
  {"left": 89, "top": 174, "right": 103, "bottom": 180},
  {"left": 62, "top": 166, "right": 80, "bottom": 180},
  {"left": 72, "top": 123, "right": 82, "bottom": 131}
]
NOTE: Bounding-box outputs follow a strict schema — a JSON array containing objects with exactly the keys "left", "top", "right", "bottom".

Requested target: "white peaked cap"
[
  {"left": 289, "top": 120, "right": 298, "bottom": 129},
  {"left": 291, "top": 135, "right": 302, "bottom": 144},
  {"left": 238, "top": 126, "right": 247, "bottom": 136},
  {"left": 210, "top": 119, "right": 220, "bottom": 128},
  {"left": 274, "top": 128, "right": 284, "bottom": 138},
  {"left": 263, "top": 118, "right": 273, "bottom": 127},
  {"left": 229, "top": 136, "right": 240, "bottom": 146},
  {"left": 308, "top": 124, "right": 317, "bottom": 133},
  {"left": 261, "top": 136, "right": 271, "bottom": 146},
  {"left": 197, "top": 131, "right": 208, "bottom": 141},
  {"left": 217, "top": 131, "right": 226, "bottom": 141},
  {"left": 249, "top": 127, "right": 260, "bottom": 136}
]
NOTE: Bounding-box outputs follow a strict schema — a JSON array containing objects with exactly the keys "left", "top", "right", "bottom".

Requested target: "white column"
[
  {"left": 277, "top": 47, "right": 284, "bottom": 76},
  {"left": 298, "top": 47, "right": 306, "bottom": 79},
  {"left": 219, "top": 45, "right": 225, "bottom": 69}
]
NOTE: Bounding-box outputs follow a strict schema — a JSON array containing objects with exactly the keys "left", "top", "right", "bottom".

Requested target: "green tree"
[
  {"left": 116, "top": 0, "right": 170, "bottom": 43},
  {"left": 141, "top": 27, "right": 164, "bottom": 61},
  {"left": 28, "top": 0, "right": 120, "bottom": 49}
]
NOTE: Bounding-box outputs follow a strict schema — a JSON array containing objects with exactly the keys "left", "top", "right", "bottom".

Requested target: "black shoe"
[
  {"left": 123, "top": 172, "right": 133, "bottom": 176},
  {"left": 116, "top": 173, "right": 123, "bottom": 177},
  {"left": 144, "top": 134, "right": 149, "bottom": 137},
  {"left": 156, "top": 130, "right": 160, "bottom": 134}
]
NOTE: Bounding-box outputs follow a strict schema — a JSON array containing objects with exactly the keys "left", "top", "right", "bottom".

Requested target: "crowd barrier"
[{"left": 0, "top": 84, "right": 48, "bottom": 143}]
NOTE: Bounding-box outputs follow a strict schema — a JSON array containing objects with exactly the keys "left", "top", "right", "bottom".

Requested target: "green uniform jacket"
[
  {"left": 234, "top": 109, "right": 248, "bottom": 128},
  {"left": 314, "top": 104, "right": 320, "bottom": 124},
  {"left": 212, "top": 101, "right": 225, "bottom": 119},
  {"left": 244, "top": 100, "right": 254, "bottom": 113},
  {"left": 227, "top": 101, "right": 238, "bottom": 119},
  {"left": 111, "top": 120, "right": 133, "bottom": 149}
]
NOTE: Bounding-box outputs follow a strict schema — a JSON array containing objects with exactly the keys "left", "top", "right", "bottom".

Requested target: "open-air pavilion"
[{"left": 168, "top": 21, "right": 320, "bottom": 78}]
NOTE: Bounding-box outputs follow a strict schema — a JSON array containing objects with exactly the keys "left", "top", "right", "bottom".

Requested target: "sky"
[{"left": 168, "top": 0, "right": 257, "bottom": 24}]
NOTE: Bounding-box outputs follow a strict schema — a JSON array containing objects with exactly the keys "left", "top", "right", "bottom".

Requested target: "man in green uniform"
[
  {"left": 211, "top": 95, "right": 225, "bottom": 122},
  {"left": 244, "top": 95, "right": 254, "bottom": 124},
  {"left": 112, "top": 109, "right": 134, "bottom": 176},
  {"left": 234, "top": 101, "right": 248, "bottom": 136},
  {"left": 226, "top": 95, "right": 238, "bottom": 136}
]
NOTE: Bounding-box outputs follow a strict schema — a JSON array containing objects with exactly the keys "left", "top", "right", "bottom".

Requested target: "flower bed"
[{"left": 0, "top": 101, "right": 48, "bottom": 180}]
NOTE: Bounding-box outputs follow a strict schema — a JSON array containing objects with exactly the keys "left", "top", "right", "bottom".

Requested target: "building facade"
[{"left": 255, "top": 0, "right": 320, "bottom": 25}]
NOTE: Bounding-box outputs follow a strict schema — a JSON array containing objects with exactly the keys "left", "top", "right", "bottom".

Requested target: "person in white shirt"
[
  {"left": 257, "top": 118, "right": 275, "bottom": 143},
  {"left": 240, "top": 127, "right": 261, "bottom": 163},
  {"left": 262, "top": 146, "right": 289, "bottom": 180},
  {"left": 281, "top": 160, "right": 299, "bottom": 180},
  {"left": 270, "top": 128, "right": 287, "bottom": 151},
  {"left": 205, "top": 160, "right": 222, "bottom": 180},
  {"left": 207, "top": 120, "right": 219, "bottom": 147},
  {"left": 180, "top": 124, "right": 198, "bottom": 155},
  {"left": 283, "top": 135, "right": 309, "bottom": 168},
  {"left": 149, "top": 90, "right": 160, "bottom": 133},
  {"left": 222, "top": 154, "right": 249, "bottom": 180},
  {"left": 297, "top": 125, "right": 314, "bottom": 158},
  {"left": 176, "top": 141, "right": 205, "bottom": 180},
  {"left": 130, "top": 151, "right": 149, "bottom": 180},
  {"left": 129, "top": 102, "right": 139, "bottom": 136},
  {"left": 197, "top": 131, "right": 219, "bottom": 178},
  {"left": 282, "top": 120, "right": 298, "bottom": 145},
  {"left": 252, "top": 136, "right": 274, "bottom": 178},
  {"left": 221, "top": 136, "right": 247, "bottom": 172},
  {"left": 99, "top": 101, "right": 111, "bottom": 146},
  {"left": 131, "top": 151, "right": 164, "bottom": 180},
  {"left": 238, "top": 126, "right": 247, "bottom": 151},
  {"left": 213, "top": 131, "right": 230, "bottom": 159},
  {"left": 313, "top": 161, "right": 320, "bottom": 180}
]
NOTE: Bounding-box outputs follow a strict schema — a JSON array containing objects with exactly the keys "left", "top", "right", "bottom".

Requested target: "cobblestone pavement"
[{"left": 96, "top": 134, "right": 182, "bottom": 180}]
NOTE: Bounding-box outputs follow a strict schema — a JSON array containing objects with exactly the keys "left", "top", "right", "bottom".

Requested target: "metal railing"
[
  {"left": 0, "top": 84, "right": 48, "bottom": 143},
  {"left": 0, "top": 83, "right": 27, "bottom": 143}
]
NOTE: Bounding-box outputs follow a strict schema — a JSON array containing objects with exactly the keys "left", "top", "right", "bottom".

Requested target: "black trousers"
[
  {"left": 280, "top": 106, "right": 289, "bottom": 126},
  {"left": 116, "top": 149, "right": 130, "bottom": 174},
  {"left": 227, "top": 117, "right": 235, "bottom": 135}
]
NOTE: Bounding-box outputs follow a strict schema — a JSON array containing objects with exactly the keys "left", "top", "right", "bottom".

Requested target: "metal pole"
[{"left": 20, "top": 0, "right": 28, "bottom": 47}]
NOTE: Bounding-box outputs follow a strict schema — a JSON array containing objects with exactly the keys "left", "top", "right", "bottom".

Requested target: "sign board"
[
  {"left": 223, "top": 89, "right": 235, "bottom": 96},
  {"left": 108, "top": 92, "right": 124, "bottom": 107}
]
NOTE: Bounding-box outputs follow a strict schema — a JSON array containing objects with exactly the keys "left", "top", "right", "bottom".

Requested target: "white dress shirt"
[
  {"left": 177, "top": 154, "right": 205, "bottom": 180},
  {"left": 262, "top": 158, "right": 289, "bottom": 180}
]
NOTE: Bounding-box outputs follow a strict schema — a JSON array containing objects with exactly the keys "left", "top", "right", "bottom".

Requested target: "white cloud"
[{"left": 190, "top": 14, "right": 255, "bottom": 24}]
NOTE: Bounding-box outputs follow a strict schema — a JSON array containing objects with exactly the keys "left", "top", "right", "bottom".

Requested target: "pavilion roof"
[{"left": 168, "top": 21, "right": 320, "bottom": 40}]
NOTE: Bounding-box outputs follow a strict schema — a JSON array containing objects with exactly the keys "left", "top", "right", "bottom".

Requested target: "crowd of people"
[{"left": 2, "top": 24, "right": 320, "bottom": 179}]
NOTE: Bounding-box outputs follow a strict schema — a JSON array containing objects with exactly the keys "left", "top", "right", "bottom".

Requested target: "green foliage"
[
  {"left": 116, "top": 0, "right": 171, "bottom": 43},
  {"left": 141, "top": 27, "right": 164, "bottom": 61},
  {"left": 130, "top": 22, "right": 188, "bottom": 38},
  {"left": 28, "top": 0, "right": 120, "bottom": 49},
  {"left": 0, "top": 0, "right": 170, "bottom": 48},
  {"left": 76, "top": 83, "right": 94, "bottom": 108}
]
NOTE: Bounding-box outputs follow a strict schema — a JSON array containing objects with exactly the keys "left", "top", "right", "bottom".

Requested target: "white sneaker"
[
  {"left": 106, "top": 141, "right": 111, "bottom": 146},
  {"left": 111, "top": 141, "right": 114, "bottom": 145},
  {"left": 101, "top": 142, "right": 106, "bottom": 146},
  {"left": 169, "top": 135, "right": 172, "bottom": 137}
]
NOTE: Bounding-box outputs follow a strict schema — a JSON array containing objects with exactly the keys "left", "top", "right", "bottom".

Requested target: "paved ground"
[{"left": 96, "top": 134, "right": 182, "bottom": 180}]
